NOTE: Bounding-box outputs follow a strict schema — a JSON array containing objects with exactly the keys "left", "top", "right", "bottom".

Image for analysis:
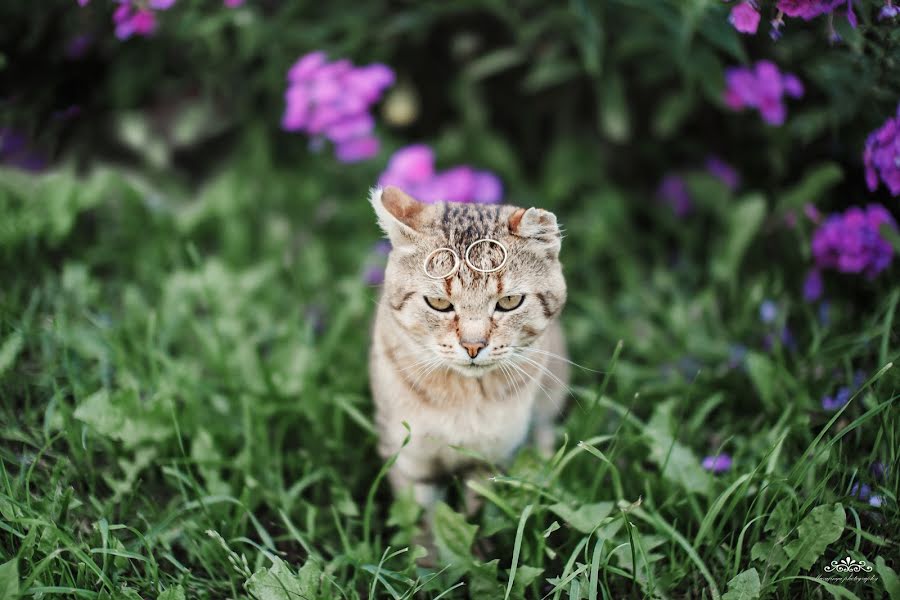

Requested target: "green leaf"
[
  {"left": 432, "top": 502, "right": 477, "bottom": 571},
  {"left": 876, "top": 556, "right": 900, "bottom": 600},
  {"left": 0, "top": 331, "right": 23, "bottom": 379},
  {"left": 157, "top": 585, "right": 185, "bottom": 600},
  {"left": 245, "top": 558, "right": 319, "bottom": 600},
  {"left": 652, "top": 92, "right": 694, "bottom": 139},
  {"left": 784, "top": 503, "right": 845, "bottom": 571},
  {"left": 712, "top": 194, "right": 766, "bottom": 282},
  {"left": 469, "top": 559, "right": 504, "bottom": 599},
  {"left": 722, "top": 568, "right": 761, "bottom": 600},
  {"left": 644, "top": 400, "right": 711, "bottom": 496},
  {"left": 464, "top": 47, "right": 525, "bottom": 81},
  {"left": 73, "top": 389, "right": 171, "bottom": 448},
  {"left": 745, "top": 352, "right": 776, "bottom": 412},
  {"left": 750, "top": 540, "right": 787, "bottom": 566},
  {"left": 777, "top": 163, "right": 843, "bottom": 214},
  {"left": 880, "top": 222, "right": 900, "bottom": 254},
  {"left": 548, "top": 502, "right": 613, "bottom": 534},
  {"left": 0, "top": 559, "right": 18, "bottom": 599},
  {"left": 511, "top": 565, "right": 544, "bottom": 598},
  {"left": 599, "top": 74, "right": 630, "bottom": 142}
]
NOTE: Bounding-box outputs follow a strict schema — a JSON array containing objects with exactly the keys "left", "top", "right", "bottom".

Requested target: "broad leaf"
[
  {"left": 0, "top": 559, "right": 18, "bottom": 599},
  {"left": 722, "top": 568, "right": 761, "bottom": 600},
  {"left": 432, "top": 502, "right": 477, "bottom": 572},
  {"left": 158, "top": 585, "right": 185, "bottom": 600},
  {"left": 245, "top": 557, "right": 319, "bottom": 600},
  {"left": 548, "top": 501, "right": 613, "bottom": 534},
  {"left": 876, "top": 557, "right": 900, "bottom": 600},
  {"left": 784, "top": 503, "right": 845, "bottom": 571}
]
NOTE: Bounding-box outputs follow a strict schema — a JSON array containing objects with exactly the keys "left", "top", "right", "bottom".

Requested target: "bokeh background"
[{"left": 1, "top": 1, "right": 899, "bottom": 598}]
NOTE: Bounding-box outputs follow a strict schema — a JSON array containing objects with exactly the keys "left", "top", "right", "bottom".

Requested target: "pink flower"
[
  {"left": 723, "top": 61, "right": 804, "bottom": 126},
  {"left": 224, "top": 0, "right": 245, "bottom": 6},
  {"left": 283, "top": 51, "right": 394, "bottom": 163},
  {"left": 114, "top": 5, "right": 158, "bottom": 40},
  {"left": 730, "top": 2, "right": 761, "bottom": 34},
  {"left": 378, "top": 145, "right": 503, "bottom": 204}
]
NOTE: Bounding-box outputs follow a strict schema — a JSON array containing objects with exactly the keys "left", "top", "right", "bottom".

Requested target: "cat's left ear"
[
  {"left": 370, "top": 186, "right": 428, "bottom": 247},
  {"left": 509, "top": 207, "right": 562, "bottom": 255}
]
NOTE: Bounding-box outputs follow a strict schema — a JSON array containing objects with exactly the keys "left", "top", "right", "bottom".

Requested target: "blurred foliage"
[{"left": 1, "top": 1, "right": 899, "bottom": 599}]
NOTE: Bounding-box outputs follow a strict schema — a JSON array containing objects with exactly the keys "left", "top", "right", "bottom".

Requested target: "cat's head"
[{"left": 371, "top": 186, "right": 566, "bottom": 377}]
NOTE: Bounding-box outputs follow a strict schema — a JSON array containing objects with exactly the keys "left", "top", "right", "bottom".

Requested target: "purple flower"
[
  {"left": 723, "top": 61, "right": 804, "bottom": 126},
  {"left": 114, "top": 4, "right": 158, "bottom": 39},
  {"left": 730, "top": 2, "right": 761, "bottom": 33},
  {"left": 850, "top": 482, "right": 884, "bottom": 507},
  {"left": 871, "top": 462, "right": 888, "bottom": 480},
  {"left": 803, "top": 269, "right": 824, "bottom": 302},
  {"left": 821, "top": 370, "right": 865, "bottom": 411},
  {"left": 804, "top": 203, "right": 822, "bottom": 224},
  {"left": 811, "top": 204, "right": 897, "bottom": 279},
  {"left": 373, "top": 240, "right": 392, "bottom": 255},
  {"left": 76, "top": 0, "right": 90, "bottom": 6},
  {"left": 657, "top": 174, "right": 692, "bottom": 216},
  {"left": 378, "top": 145, "right": 503, "bottom": 204},
  {"left": 65, "top": 34, "right": 93, "bottom": 59},
  {"left": 822, "top": 385, "right": 852, "bottom": 410},
  {"left": 224, "top": 0, "right": 244, "bottom": 6},
  {"left": 760, "top": 300, "right": 778, "bottom": 323},
  {"left": 335, "top": 136, "right": 379, "bottom": 162},
  {"left": 0, "top": 129, "right": 47, "bottom": 172},
  {"left": 777, "top": 0, "right": 842, "bottom": 19},
  {"left": 363, "top": 265, "right": 385, "bottom": 286},
  {"left": 864, "top": 105, "right": 900, "bottom": 196},
  {"left": 702, "top": 454, "right": 733, "bottom": 474},
  {"left": 705, "top": 156, "right": 741, "bottom": 191},
  {"left": 880, "top": 1, "right": 900, "bottom": 18},
  {"left": 282, "top": 51, "right": 394, "bottom": 163}
]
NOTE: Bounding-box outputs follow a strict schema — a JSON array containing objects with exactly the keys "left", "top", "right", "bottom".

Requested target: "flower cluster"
[
  {"left": 810, "top": 204, "right": 896, "bottom": 281},
  {"left": 769, "top": 0, "right": 857, "bottom": 40},
  {"left": 282, "top": 51, "right": 394, "bottom": 163},
  {"left": 723, "top": 61, "right": 804, "bottom": 126},
  {"left": 864, "top": 105, "right": 900, "bottom": 196},
  {"left": 377, "top": 145, "right": 503, "bottom": 204}
]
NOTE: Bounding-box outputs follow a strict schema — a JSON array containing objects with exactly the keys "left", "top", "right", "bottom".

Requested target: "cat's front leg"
[{"left": 388, "top": 466, "right": 441, "bottom": 512}]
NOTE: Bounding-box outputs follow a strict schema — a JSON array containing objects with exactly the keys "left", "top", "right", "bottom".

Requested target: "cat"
[{"left": 368, "top": 186, "right": 569, "bottom": 511}]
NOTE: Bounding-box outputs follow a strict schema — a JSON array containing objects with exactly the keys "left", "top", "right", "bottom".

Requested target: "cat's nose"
[{"left": 460, "top": 339, "right": 487, "bottom": 358}]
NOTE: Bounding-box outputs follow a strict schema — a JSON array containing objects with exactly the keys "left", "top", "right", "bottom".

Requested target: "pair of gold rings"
[{"left": 422, "top": 238, "right": 509, "bottom": 279}]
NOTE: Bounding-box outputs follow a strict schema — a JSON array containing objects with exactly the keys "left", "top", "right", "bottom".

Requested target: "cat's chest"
[{"left": 410, "top": 379, "right": 536, "bottom": 463}]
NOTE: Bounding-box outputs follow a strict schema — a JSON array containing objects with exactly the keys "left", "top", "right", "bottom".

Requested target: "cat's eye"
[
  {"left": 424, "top": 297, "right": 454, "bottom": 312},
  {"left": 496, "top": 294, "right": 525, "bottom": 312}
]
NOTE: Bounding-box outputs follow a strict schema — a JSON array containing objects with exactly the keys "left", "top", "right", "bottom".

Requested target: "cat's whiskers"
[
  {"left": 510, "top": 351, "right": 579, "bottom": 408},
  {"left": 502, "top": 357, "right": 556, "bottom": 408},
  {"left": 512, "top": 346, "right": 604, "bottom": 373}
]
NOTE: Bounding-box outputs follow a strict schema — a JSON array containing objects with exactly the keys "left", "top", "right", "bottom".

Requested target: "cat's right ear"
[{"left": 370, "top": 186, "right": 427, "bottom": 247}]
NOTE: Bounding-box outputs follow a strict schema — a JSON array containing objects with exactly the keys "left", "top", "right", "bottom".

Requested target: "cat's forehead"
[{"left": 430, "top": 202, "right": 514, "bottom": 246}]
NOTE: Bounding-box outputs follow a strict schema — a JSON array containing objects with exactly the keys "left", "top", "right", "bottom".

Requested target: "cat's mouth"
[{"left": 450, "top": 360, "right": 497, "bottom": 377}]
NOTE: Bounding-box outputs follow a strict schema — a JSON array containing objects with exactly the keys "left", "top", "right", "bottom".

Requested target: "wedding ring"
[{"left": 422, "top": 247, "right": 460, "bottom": 279}]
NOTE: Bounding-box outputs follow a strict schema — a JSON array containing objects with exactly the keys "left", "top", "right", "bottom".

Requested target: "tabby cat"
[{"left": 368, "top": 186, "right": 569, "bottom": 510}]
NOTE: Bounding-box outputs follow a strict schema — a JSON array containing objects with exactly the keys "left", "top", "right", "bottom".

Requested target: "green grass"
[{"left": 0, "top": 151, "right": 898, "bottom": 599}]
